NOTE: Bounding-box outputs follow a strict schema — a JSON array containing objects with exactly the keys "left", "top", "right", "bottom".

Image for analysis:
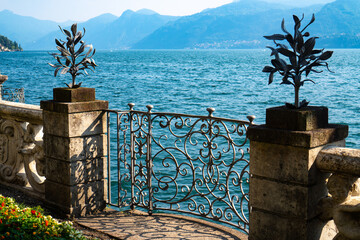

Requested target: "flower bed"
[{"left": 0, "top": 195, "right": 90, "bottom": 239}]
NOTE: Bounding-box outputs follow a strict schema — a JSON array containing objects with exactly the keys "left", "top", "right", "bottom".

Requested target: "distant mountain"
[
  {"left": 314, "top": 0, "right": 360, "bottom": 47},
  {"left": 202, "top": 0, "right": 292, "bottom": 15},
  {"left": 90, "top": 10, "right": 178, "bottom": 49},
  {"left": 30, "top": 13, "right": 119, "bottom": 50},
  {"left": 132, "top": 0, "right": 325, "bottom": 49},
  {"left": 29, "top": 10, "right": 178, "bottom": 50},
  {"left": 0, "top": 10, "right": 59, "bottom": 49},
  {"left": 136, "top": 9, "right": 159, "bottom": 15}
]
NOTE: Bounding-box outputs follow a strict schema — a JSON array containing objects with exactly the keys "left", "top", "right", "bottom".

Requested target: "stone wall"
[{"left": 0, "top": 100, "right": 45, "bottom": 195}]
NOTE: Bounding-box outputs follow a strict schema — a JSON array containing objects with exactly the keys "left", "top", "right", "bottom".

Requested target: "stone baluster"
[{"left": 316, "top": 147, "right": 360, "bottom": 240}]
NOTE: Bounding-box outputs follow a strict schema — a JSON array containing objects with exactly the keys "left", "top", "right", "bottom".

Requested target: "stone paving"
[{"left": 75, "top": 209, "right": 248, "bottom": 240}]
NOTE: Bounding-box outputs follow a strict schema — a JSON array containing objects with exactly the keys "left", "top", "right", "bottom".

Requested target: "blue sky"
[{"left": 0, "top": 0, "right": 335, "bottom": 22}]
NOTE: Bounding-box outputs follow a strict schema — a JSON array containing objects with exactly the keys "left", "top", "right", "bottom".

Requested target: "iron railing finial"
[{"left": 207, "top": 107, "right": 215, "bottom": 117}]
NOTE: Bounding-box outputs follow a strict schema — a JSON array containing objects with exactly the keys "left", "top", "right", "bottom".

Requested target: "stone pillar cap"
[
  {"left": 247, "top": 124, "right": 348, "bottom": 148},
  {"left": 40, "top": 100, "right": 108, "bottom": 113}
]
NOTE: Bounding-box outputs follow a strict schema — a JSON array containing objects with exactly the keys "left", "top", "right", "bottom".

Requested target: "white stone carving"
[
  {"left": 0, "top": 118, "right": 45, "bottom": 193},
  {"left": 327, "top": 174, "right": 360, "bottom": 240}
]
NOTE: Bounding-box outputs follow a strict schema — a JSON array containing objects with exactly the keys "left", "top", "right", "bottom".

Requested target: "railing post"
[
  {"left": 247, "top": 106, "right": 348, "bottom": 240},
  {"left": 129, "top": 103, "right": 136, "bottom": 210},
  {"left": 41, "top": 95, "right": 108, "bottom": 217},
  {"left": 146, "top": 105, "right": 153, "bottom": 215},
  {"left": 106, "top": 111, "right": 111, "bottom": 206}
]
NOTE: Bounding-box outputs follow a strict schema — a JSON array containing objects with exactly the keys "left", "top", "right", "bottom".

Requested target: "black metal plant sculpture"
[
  {"left": 263, "top": 14, "right": 333, "bottom": 109},
  {"left": 48, "top": 23, "right": 97, "bottom": 88}
]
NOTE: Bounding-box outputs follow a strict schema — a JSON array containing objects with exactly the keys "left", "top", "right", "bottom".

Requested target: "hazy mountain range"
[{"left": 0, "top": 0, "right": 359, "bottom": 50}]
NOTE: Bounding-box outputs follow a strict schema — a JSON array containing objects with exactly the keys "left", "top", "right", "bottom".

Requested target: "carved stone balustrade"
[
  {"left": 316, "top": 147, "right": 360, "bottom": 240},
  {"left": 0, "top": 100, "right": 45, "bottom": 195}
]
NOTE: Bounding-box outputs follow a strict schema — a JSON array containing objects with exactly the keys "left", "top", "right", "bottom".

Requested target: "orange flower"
[
  {"left": 33, "top": 232, "right": 36, "bottom": 235},
  {"left": 45, "top": 220, "right": 49, "bottom": 226},
  {"left": 0, "top": 219, "right": 2, "bottom": 224},
  {"left": 5, "top": 232, "right": 9, "bottom": 236},
  {"left": 1, "top": 202, "right": 4, "bottom": 207}
]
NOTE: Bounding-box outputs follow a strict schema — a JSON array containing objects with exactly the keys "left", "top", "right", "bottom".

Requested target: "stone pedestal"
[
  {"left": 53, "top": 87, "right": 96, "bottom": 102},
  {"left": 41, "top": 99, "right": 108, "bottom": 217},
  {"left": 0, "top": 74, "right": 8, "bottom": 100},
  {"left": 247, "top": 106, "right": 348, "bottom": 240}
]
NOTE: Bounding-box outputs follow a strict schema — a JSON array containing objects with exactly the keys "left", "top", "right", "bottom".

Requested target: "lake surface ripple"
[{"left": 1, "top": 49, "right": 359, "bottom": 148}]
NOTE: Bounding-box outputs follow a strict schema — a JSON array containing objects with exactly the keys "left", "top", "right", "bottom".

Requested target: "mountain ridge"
[{"left": 28, "top": 10, "right": 178, "bottom": 50}]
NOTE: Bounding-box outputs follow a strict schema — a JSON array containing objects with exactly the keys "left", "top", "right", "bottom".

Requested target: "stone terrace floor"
[
  {"left": 0, "top": 184, "right": 248, "bottom": 240},
  {"left": 75, "top": 209, "right": 248, "bottom": 240}
]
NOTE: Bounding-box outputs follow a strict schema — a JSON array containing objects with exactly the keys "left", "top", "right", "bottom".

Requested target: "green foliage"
[
  {"left": 262, "top": 14, "right": 333, "bottom": 109},
  {"left": 48, "top": 23, "right": 97, "bottom": 88},
  {"left": 0, "top": 35, "right": 22, "bottom": 51},
  {"left": 0, "top": 195, "right": 90, "bottom": 240}
]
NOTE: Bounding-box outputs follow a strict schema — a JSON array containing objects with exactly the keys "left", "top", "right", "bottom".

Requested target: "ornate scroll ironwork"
[
  {"left": 1, "top": 87, "right": 25, "bottom": 103},
  {"left": 106, "top": 104, "right": 254, "bottom": 234}
]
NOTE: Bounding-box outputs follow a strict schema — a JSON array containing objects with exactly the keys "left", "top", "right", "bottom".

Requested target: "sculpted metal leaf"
[
  {"left": 263, "top": 14, "right": 333, "bottom": 109},
  {"left": 48, "top": 23, "right": 97, "bottom": 88}
]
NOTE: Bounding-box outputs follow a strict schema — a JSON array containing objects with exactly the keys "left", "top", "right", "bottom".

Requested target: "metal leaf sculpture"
[
  {"left": 48, "top": 23, "right": 97, "bottom": 88},
  {"left": 263, "top": 14, "right": 333, "bottom": 109}
]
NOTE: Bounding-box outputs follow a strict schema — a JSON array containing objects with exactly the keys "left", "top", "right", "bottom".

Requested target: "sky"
[{"left": 0, "top": 0, "right": 335, "bottom": 23}]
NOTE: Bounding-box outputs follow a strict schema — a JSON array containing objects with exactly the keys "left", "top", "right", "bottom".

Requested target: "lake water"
[
  {"left": 1, "top": 49, "right": 359, "bottom": 231},
  {"left": 1, "top": 49, "right": 359, "bottom": 147}
]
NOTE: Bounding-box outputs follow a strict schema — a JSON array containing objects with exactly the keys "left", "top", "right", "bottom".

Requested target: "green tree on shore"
[{"left": 0, "top": 35, "right": 23, "bottom": 51}]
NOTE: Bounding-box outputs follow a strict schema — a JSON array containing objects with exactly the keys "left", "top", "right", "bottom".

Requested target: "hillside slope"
[
  {"left": 0, "top": 35, "right": 22, "bottom": 52},
  {"left": 132, "top": 0, "right": 324, "bottom": 49}
]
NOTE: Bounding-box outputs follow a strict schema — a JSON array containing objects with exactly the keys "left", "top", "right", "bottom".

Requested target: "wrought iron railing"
[
  {"left": 106, "top": 104, "right": 255, "bottom": 234},
  {"left": 1, "top": 87, "right": 25, "bottom": 103}
]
